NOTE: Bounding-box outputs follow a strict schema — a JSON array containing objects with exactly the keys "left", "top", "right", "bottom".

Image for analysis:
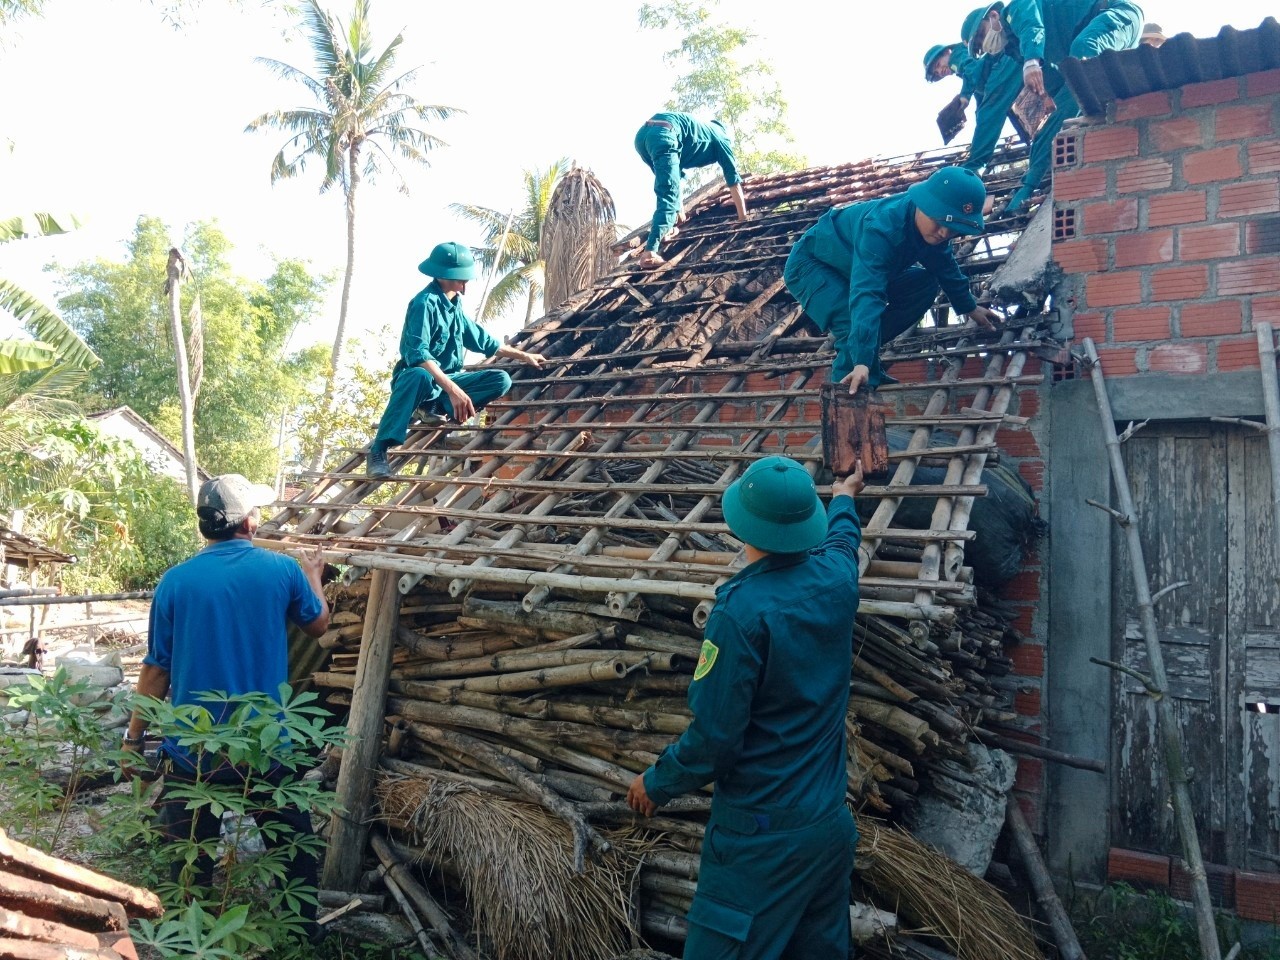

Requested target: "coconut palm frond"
[
  {"left": 541, "top": 165, "right": 618, "bottom": 310},
  {"left": 0, "top": 280, "right": 99, "bottom": 369},
  {"left": 478, "top": 267, "right": 529, "bottom": 322}
]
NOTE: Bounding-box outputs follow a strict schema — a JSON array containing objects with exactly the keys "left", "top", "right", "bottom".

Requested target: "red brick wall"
[
  {"left": 1051, "top": 69, "right": 1280, "bottom": 376},
  {"left": 1037, "top": 69, "right": 1279, "bottom": 841}
]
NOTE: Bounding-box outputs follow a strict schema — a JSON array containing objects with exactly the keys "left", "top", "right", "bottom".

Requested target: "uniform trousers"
[
  {"left": 373, "top": 366, "right": 513, "bottom": 450},
  {"left": 784, "top": 236, "right": 940, "bottom": 387},
  {"left": 1011, "top": 0, "right": 1143, "bottom": 206},
  {"left": 961, "top": 54, "right": 1026, "bottom": 174},
  {"left": 635, "top": 122, "right": 684, "bottom": 252},
  {"left": 685, "top": 805, "right": 858, "bottom": 959}
]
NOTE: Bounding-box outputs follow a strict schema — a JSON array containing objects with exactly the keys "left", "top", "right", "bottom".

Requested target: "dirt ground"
[{"left": 1, "top": 598, "right": 150, "bottom": 680}]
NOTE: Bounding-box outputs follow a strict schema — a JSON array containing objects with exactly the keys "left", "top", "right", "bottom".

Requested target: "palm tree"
[
  {"left": 0, "top": 211, "right": 98, "bottom": 510},
  {"left": 451, "top": 159, "right": 569, "bottom": 328},
  {"left": 246, "top": 0, "right": 458, "bottom": 468}
]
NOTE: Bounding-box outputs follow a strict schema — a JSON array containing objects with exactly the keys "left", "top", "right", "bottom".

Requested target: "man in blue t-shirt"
[{"left": 124, "top": 474, "right": 329, "bottom": 917}]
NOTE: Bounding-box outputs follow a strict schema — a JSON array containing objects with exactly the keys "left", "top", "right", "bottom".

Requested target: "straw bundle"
[
  {"left": 541, "top": 165, "right": 618, "bottom": 311},
  {"left": 856, "top": 815, "right": 1041, "bottom": 960},
  {"left": 376, "top": 772, "right": 636, "bottom": 960}
]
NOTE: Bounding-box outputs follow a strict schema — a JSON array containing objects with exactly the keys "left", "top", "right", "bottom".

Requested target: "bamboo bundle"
[{"left": 305, "top": 564, "right": 1043, "bottom": 959}]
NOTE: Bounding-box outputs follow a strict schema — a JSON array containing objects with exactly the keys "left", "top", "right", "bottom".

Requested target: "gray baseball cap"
[{"left": 197, "top": 474, "right": 276, "bottom": 528}]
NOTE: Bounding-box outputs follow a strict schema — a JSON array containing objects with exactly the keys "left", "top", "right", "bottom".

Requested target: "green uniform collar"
[{"left": 718, "top": 551, "right": 809, "bottom": 598}]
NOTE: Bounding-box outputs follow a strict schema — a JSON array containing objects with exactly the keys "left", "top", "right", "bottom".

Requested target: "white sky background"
[{"left": 0, "top": 0, "right": 1268, "bottom": 367}]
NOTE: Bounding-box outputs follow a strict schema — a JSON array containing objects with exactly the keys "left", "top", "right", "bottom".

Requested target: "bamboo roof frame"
[{"left": 258, "top": 139, "right": 1053, "bottom": 625}]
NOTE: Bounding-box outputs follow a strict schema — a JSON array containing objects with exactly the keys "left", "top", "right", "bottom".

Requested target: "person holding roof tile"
[
  {"left": 634, "top": 112, "right": 749, "bottom": 269},
  {"left": 365, "top": 242, "right": 545, "bottom": 478},
  {"left": 628, "top": 455, "right": 865, "bottom": 959},
  {"left": 925, "top": 17, "right": 1025, "bottom": 177},
  {"left": 967, "top": 0, "right": 1143, "bottom": 214},
  {"left": 784, "top": 166, "right": 1002, "bottom": 396}
]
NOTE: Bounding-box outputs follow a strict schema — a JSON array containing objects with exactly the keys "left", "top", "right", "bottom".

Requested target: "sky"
[{"left": 0, "top": 0, "right": 1270, "bottom": 364}]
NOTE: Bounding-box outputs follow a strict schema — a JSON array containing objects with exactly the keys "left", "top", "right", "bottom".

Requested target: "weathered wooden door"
[{"left": 1111, "top": 422, "right": 1280, "bottom": 870}]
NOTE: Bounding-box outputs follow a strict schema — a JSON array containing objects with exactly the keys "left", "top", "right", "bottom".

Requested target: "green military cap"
[
  {"left": 418, "top": 241, "right": 478, "bottom": 280},
  {"left": 908, "top": 166, "right": 987, "bottom": 236},
  {"left": 721, "top": 456, "right": 827, "bottom": 554},
  {"left": 966, "top": 2, "right": 1005, "bottom": 55},
  {"left": 924, "top": 44, "right": 950, "bottom": 80}
]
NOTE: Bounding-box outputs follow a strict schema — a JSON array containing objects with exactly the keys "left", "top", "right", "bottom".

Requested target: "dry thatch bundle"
[
  {"left": 541, "top": 165, "right": 617, "bottom": 312},
  {"left": 377, "top": 772, "right": 636, "bottom": 960},
  {"left": 856, "top": 815, "right": 1041, "bottom": 960}
]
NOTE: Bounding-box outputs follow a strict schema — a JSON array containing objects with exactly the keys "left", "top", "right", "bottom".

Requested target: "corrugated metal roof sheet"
[{"left": 1061, "top": 17, "right": 1280, "bottom": 116}]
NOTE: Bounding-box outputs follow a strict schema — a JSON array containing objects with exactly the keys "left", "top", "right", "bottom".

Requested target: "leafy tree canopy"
[
  {"left": 639, "top": 0, "right": 805, "bottom": 176},
  {"left": 55, "top": 216, "right": 330, "bottom": 480}
]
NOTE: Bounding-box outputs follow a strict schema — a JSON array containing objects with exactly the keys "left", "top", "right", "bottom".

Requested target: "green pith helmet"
[
  {"left": 418, "top": 241, "right": 478, "bottom": 280},
  {"left": 924, "top": 44, "right": 950, "bottom": 80},
  {"left": 721, "top": 456, "right": 827, "bottom": 554},
  {"left": 966, "top": 1, "right": 1005, "bottom": 55},
  {"left": 907, "top": 166, "right": 987, "bottom": 236}
]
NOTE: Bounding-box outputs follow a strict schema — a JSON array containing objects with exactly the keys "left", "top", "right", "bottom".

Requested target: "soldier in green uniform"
[
  {"left": 783, "top": 166, "right": 1001, "bottom": 396},
  {"left": 925, "top": 6, "right": 1027, "bottom": 177},
  {"left": 365, "top": 242, "right": 545, "bottom": 477},
  {"left": 967, "top": 0, "right": 1142, "bottom": 213},
  {"left": 634, "top": 112, "right": 749, "bottom": 269},
  {"left": 628, "top": 456, "right": 865, "bottom": 959}
]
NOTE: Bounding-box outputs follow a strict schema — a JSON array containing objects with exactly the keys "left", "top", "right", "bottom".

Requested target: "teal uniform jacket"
[
  {"left": 949, "top": 43, "right": 985, "bottom": 101},
  {"left": 396, "top": 280, "right": 500, "bottom": 381},
  {"left": 643, "top": 496, "right": 862, "bottom": 956},
  {"left": 786, "top": 193, "right": 977, "bottom": 387},
  {"left": 372, "top": 282, "right": 510, "bottom": 451},
  {"left": 960, "top": 48, "right": 1026, "bottom": 174},
  {"left": 635, "top": 112, "right": 741, "bottom": 253},
  {"left": 992, "top": 0, "right": 1142, "bottom": 206}
]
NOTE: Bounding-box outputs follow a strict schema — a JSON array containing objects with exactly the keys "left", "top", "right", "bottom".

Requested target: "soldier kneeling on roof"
[
  {"left": 784, "top": 166, "right": 1002, "bottom": 396},
  {"left": 366, "top": 242, "right": 546, "bottom": 478}
]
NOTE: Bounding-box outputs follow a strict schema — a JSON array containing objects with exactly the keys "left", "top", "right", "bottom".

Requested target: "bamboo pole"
[
  {"left": 322, "top": 568, "right": 401, "bottom": 890},
  {"left": 1083, "top": 338, "right": 1221, "bottom": 960},
  {"left": 370, "top": 832, "right": 475, "bottom": 960},
  {"left": 389, "top": 697, "right": 674, "bottom": 754},
  {"left": 397, "top": 659, "right": 629, "bottom": 694},
  {"left": 393, "top": 647, "right": 685, "bottom": 680},
  {"left": 1006, "top": 802, "right": 1085, "bottom": 960},
  {"left": 1254, "top": 323, "right": 1280, "bottom": 551},
  {"left": 381, "top": 678, "right": 690, "bottom": 735}
]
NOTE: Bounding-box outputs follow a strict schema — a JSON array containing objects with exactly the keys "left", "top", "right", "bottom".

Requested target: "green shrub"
[
  {"left": 0, "top": 675, "right": 420, "bottom": 958},
  {"left": 1072, "top": 882, "right": 1280, "bottom": 960}
]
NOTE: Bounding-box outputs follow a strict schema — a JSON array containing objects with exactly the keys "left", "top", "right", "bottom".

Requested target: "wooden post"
[
  {"left": 1254, "top": 323, "right": 1280, "bottom": 548},
  {"left": 1083, "top": 339, "right": 1222, "bottom": 960},
  {"left": 163, "top": 248, "right": 200, "bottom": 505},
  {"left": 321, "top": 568, "right": 401, "bottom": 889}
]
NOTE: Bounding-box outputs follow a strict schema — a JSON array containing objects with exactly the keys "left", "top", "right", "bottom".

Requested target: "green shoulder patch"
[{"left": 693, "top": 639, "right": 719, "bottom": 681}]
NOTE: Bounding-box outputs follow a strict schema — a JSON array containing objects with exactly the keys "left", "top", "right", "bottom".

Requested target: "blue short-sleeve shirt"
[{"left": 144, "top": 539, "right": 324, "bottom": 770}]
